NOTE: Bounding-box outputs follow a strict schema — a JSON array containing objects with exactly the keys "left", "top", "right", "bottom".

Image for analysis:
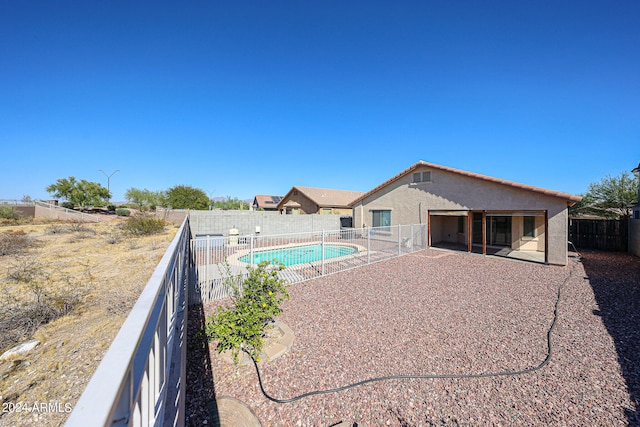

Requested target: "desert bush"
[
  {"left": 67, "top": 221, "right": 93, "bottom": 233},
  {"left": 205, "top": 261, "right": 289, "bottom": 364},
  {"left": 1, "top": 259, "right": 82, "bottom": 353},
  {"left": 121, "top": 215, "right": 166, "bottom": 236},
  {"left": 0, "top": 206, "right": 20, "bottom": 220},
  {"left": 0, "top": 232, "right": 38, "bottom": 256},
  {"left": 103, "top": 229, "right": 123, "bottom": 245},
  {"left": 116, "top": 208, "right": 131, "bottom": 217},
  {"left": 61, "top": 202, "right": 75, "bottom": 210},
  {"left": 107, "top": 204, "right": 116, "bottom": 212}
]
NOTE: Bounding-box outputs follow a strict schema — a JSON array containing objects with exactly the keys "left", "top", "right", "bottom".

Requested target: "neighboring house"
[
  {"left": 350, "top": 161, "right": 581, "bottom": 265},
  {"left": 252, "top": 195, "right": 283, "bottom": 211},
  {"left": 277, "top": 186, "right": 365, "bottom": 215}
]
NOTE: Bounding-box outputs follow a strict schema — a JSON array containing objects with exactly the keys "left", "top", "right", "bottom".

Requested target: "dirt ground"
[{"left": 0, "top": 218, "right": 178, "bottom": 427}]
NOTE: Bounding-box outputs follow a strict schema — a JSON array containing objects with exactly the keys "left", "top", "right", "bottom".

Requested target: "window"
[
  {"left": 523, "top": 216, "right": 535, "bottom": 238},
  {"left": 635, "top": 210, "right": 640, "bottom": 220},
  {"left": 412, "top": 171, "right": 432, "bottom": 183},
  {"left": 372, "top": 210, "right": 391, "bottom": 231},
  {"left": 458, "top": 216, "right": 464, "bottom": 233}
]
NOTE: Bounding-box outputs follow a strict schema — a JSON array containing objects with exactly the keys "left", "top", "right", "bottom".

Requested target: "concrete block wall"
[{"left": 189, "top": 210, "right": 343, "bottom": 237}]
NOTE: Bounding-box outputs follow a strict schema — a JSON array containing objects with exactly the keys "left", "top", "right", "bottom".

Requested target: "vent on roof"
[{"left": 412, "top": 171, "right": 431, "bottom": 183}]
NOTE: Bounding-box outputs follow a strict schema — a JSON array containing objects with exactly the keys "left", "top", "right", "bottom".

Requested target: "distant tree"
[
  {"left": 212, "top": 197, "right": 250, "bottom": 210},
  {"left": 21, "top": 195, "right": 32, "bottom": 203},
  {"left": 46, "top": 176, "right": 110, "bottom": 210},
  {"left": 570, "top": 171, "right": 639, "bottom": 218},
  {"left": 165, "top": 185, "right": 209, "bottom": 210},
  {"left": 125, "top": 188, "right": 166, "bottom": 211}
]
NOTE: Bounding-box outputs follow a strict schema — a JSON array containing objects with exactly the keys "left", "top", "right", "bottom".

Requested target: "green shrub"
[
  {"left": 61, "top": 202, "right": 75, "bottom": 210},
  {"left": 116, "top": 208, "right": 131, "bottom": 217},
  {"left": 121, "top": 215, "right": 166, "bottom": 236},
  {"left": 0, "top": 206, "right": 19, "bottom": 220},
  {"left": 205, "top": 261, "right": 289, "bottom": 364},
  {"left": 107, "top": 204, "right": 116, "bottom": 212}
]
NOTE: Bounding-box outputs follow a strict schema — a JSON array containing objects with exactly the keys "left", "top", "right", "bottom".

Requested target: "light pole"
[{"left": 98, "top": 169, "right": 120, "bottom": 202}]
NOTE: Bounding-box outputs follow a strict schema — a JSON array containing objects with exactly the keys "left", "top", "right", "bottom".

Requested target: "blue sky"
[{"left": 1, "top": 1, "right": 638, "bottom": 203}]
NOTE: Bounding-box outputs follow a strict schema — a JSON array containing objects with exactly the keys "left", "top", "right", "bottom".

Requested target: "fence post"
[
  {"left": 367, "top": 227, "right": 371, "bottom": 264},
  {"left": 321, "top": 229, "right": 325, "bottom": 276},
  {"left": 250, "top": 234, "right": 254, "bottom": 267},
  {"left": 410, "top": 224, "right": 413, "bottom": 252}
]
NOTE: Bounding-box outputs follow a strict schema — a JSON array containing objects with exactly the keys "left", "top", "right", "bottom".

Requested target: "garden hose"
[{"left": 245, "top": 253, "right": 582, "bottom": 404}]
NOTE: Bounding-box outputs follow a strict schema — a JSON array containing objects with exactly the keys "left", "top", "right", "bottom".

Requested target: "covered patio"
[{"left": 428, "top": 209, "right": 548, "bottom": 264}]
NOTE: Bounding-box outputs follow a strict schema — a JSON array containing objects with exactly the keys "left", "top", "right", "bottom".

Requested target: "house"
[
  {"left": 277, "top": 186, "right": 365, "bottom": 215},
  {"left": 252, "top": 195, "right": 283, "bottom": 211},
  {"left": 349, "top": 161, "right": 581, "bottom": 265}
]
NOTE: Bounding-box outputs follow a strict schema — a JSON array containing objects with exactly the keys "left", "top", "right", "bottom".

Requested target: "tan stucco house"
[
  {"left": 277, "top": 186, "right": 364, "bottom": 215},
  {"left": 350, "top": 161, "right": 581, "bottom": 265}
]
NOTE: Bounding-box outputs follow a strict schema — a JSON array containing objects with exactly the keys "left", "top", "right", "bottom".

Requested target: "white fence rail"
[
  {"left": 190, "top": 224, "right": 428, "bottom": 304},
  {"left": 65, "top": 217, "right": 192, "bottom": 427},
  {"left": 34, "top": 200, "right": 103, "bottom": 222}
]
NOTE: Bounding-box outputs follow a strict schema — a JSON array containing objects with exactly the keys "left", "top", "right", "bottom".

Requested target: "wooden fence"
[{"left": 569, "top": 218, "right": 628, "bottom": 252}]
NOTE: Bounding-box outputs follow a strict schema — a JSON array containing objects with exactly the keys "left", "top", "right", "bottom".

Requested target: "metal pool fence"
[{"left": 189, "top": 224, "right": 428, "bottom": 304}]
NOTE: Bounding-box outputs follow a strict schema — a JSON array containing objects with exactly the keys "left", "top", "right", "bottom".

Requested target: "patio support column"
[
  {"left": 482, "top": 210, "right": 487, "bottom": 255},
  {"left": 544, "top": 210, "right": 549, "bottom": 265},
  {"left": 467, "top": 211, "right": 472, "bottom": 252},
  {"left": 427, "top": 210, "right": 431, "bottom": 247}
]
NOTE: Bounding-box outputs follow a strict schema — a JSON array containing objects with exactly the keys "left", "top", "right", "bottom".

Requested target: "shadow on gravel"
[
  {"left": 581, "top": 250, "right": 640, "bottom": 426},
  {"left": 186, "top": 302, "right": 219, "bottom": 426}
]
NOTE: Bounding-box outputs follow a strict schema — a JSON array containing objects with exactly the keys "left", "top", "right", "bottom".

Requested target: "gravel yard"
[{"left": 187, "top": 248, "right": 640, "bottom": 426}]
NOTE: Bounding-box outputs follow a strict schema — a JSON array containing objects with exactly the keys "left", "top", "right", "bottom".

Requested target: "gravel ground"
[{"left": 187, "top": 248, "right": 640, "bottom": 426}]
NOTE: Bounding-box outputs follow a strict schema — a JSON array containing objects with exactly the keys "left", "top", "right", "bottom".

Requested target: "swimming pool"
[{"left": 239, "top": 244, "right": 358, "bottom": 267}]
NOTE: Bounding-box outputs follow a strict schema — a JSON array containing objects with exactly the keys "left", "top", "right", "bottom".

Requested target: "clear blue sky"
[{"left": 1, "top": 1, "right": 638, "bottom": 203}]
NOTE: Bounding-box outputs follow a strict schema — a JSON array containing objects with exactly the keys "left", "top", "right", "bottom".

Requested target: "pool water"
[{"left": 239, "top": 244, "right": 358, "bottom": 267}]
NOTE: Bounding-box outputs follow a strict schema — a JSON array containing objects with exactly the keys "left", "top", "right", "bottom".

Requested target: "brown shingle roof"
[
  {"left": 253, "top": 195, "right": 283, "bottom": 208},
  {"left": 279, "top": 186, "right": 365, "bottom": 209},
  {"left": 350, "top": 161, "right": 582, "bottom": 206}
]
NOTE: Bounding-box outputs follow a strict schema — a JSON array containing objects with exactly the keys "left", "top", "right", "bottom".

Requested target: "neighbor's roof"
[
  {"left": 278, "top": 186, "right": 365, "bottom": 209},
  {"left": 253, "top": 195, "right": 283, "bottom": 208},
  {"left": 350, "top": 161, "right": 582, "bottom": 206}
]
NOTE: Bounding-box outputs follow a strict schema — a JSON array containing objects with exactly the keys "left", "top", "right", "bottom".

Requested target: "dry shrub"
[{"left": 0, "top": 231, "right": 39, "bottom": 256}]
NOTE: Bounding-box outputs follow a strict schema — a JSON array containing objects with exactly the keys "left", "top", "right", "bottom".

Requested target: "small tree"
[
  {"left": 570, "top": 171, "right": 640, "bottom": 218},
  {"left": 46, "top": 176, "right": 111, "bottom": 210},
  {"left": 125, "top": 188, "right": 165, "bottom": 211},
  {"left": 211, "top": 197, "right": 250, "bottom": 210},
  {"left": 205, "top": 261, "right": 289, "bottom": 364},
  {"left": 165, "top": 185, "right": 209, "bottom": 210}
]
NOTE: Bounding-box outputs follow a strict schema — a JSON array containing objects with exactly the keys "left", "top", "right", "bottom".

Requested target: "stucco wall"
[
  {"left": 189, "top": 210, "right": 341, "bottom": 237},
  {"left": 281, "top": 193, "right": 318, "bottom": 214},
  {"left": 353, "top": 165, "right": 571, "bottom": 265}
]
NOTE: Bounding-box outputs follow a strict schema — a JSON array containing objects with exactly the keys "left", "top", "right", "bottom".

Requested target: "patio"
[{"left": 187, "top": 248, "right": 639, "bottom": 426}]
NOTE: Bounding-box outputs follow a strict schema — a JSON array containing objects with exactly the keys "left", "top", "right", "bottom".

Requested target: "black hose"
[{"left": 246, "top": 256, "right": 581, "bottom": 404}]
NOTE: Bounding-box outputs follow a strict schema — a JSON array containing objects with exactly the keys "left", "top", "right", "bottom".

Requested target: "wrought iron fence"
[
  {"left": 189, "top": 224, "right": 428, "bottom": 304},
  {"left": 65, "top": 217, "right": 192, "bottom": 426}
]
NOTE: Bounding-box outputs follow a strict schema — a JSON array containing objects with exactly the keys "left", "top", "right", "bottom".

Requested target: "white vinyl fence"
[
  {"left": 190, "top": 224, "right": 428, "bottom": 304},
  {"left": 66, "top": 217, "right": 192, "bottom": 427}
]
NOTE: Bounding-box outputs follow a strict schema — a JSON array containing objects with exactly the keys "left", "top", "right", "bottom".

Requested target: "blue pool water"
[{"left": 239, "top": 244, "right": 358, "bottom": 267}]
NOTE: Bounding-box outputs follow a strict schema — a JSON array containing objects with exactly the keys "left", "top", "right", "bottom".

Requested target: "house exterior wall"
[
  {"left": 281, "top": 193, "right": 318, "bottom": 214},
  {"left": 352, "top": 165, "right": 571, "bottom": 265}
]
